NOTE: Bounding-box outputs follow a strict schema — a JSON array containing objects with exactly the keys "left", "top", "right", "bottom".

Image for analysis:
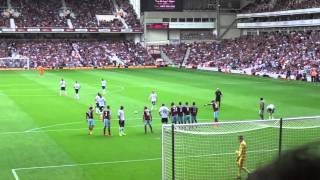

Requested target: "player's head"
[
  {"left": 260, "top": 97, "right": 264, "bottom": 101},
  {"left": 216, "top": 88, "right": 219, "bottom": 91},
  {"left": 102, "top": 78, "right": 104, "bottom": 81},
  {"left": 171, "top": 102, "right": 174, "bottom": 106},
  {"left": 144, "top": 106, "right": 148, "bottom": 110},
  {"left": 212, "top": 100, "right": 215, "bottom": 103},
  {"left": 239, "top": 135, "right": 244, "bottom": 142},
  {"left": 61, "top": 78, "right": 64, "bottom": 81},
  {"left": 120, "top": 106, "right": 124, "bottom": 110},
  {"left": 152, "top": 91, "right": 155, "bottom": 93},
  {"left": 107, "top": 105, "right": 110, "bottom": 109},
  {"left": 89, "top": 106, "right": 93, "bottom": 110},
  {"left": 75, "top": 81, "right": 78, "bottom": 83},
  {"left": 162, "top": 104, "right": 165, "bottom": 107},
  {"left": 193, "top": 102, "right": 196, "bottom": 105},
  {"left": 185, "top": 102, "right": 188, "bottom": 105},
  {"left": 179, "top": 102, "right": 182, "bottom": 105}
]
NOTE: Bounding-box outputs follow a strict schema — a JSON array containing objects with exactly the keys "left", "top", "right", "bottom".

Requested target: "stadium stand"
[
  {"left": 243, "top": 0, "right": 320, "bottom": 13},
  {"left": 7, "top": 0, "right": 140, "bottom": 29},
  {"left": 11, "top": 0, "right": 67, "bottom": 27},
  {"left": 0, "top": 40, "right": 155, "bottom": 68},
  {"left": 184, "top": 31, "right": 320, "bottom": 80},
  {"left": 161, "top": 43, "right": 189, "bottom": 66}
]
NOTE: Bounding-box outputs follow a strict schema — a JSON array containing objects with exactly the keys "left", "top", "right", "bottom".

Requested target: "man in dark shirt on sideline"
[{"left": 215, "top": 88, "right": 223, "bottom": 108}]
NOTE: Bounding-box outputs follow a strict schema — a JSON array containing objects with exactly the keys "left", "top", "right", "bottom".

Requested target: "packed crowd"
[
  {"left": 8, "top": 0, "right": 140, "bottom": 28},
  {"left": 243, "top": 0, "right": 320, "bottom": 13},
  {"left": 11, "top": 0, "right": 67, "bottom": 27},
  {"left": 189, "top": 31, "right": 320, "bottom": 80},
  {"left": 0, "top": 40, "right": 155, "bottom": 68},
  {"left": 161, "top": 44, "right": 188, "bottom": 65},
  {"left": 114, "top": 0, "right": 141, "bottom": 28},
  {"left": 162, "top": 31, "right": 320, "bottom": 80}
]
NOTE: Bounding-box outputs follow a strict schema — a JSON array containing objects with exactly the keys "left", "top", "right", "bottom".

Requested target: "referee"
[{"left": 215, "top": 88, "right": 223, "bottom": 108}]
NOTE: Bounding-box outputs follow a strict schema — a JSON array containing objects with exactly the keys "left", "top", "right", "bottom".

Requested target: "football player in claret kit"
[
  {"left": 235, "top": 135, "right": 250, "bottom": 179},
  {"left": 118, "top": 106, "right": 126, "bottom": 136},
  {"left": 206, "top": 100, "right": 219, "bottom": 122},
  {"left": 190, "top": 102, "right": 198, "bottom": 123},
  {"left": 170, "top": 102, "right": 178, "bottom": 124},
  {"left": 149, "top": 91, "right": 157, "bottom": 110},
  {"left": 182, "top": 102, "right": 191, "bottom": 124},
  {"left": 86, "top": 106, "right": 95, "bottom": 135},
  {"left": 74, "top": 81, "right": 81, "bottom": 100},
  {"left": 177, "top": 102, "right": 184, "bottom": 124},
  {"left": 143, "top": 106, "right": 153, "bottom": 134},
  {"left": 102, "top": 106, "right": 111, "bottom": 136},
  {"left": 101, "top": 79, "right": 107, "bottom": 94},
  {"left": 59, "top": 78, "right": 67, "bottom": 96}
]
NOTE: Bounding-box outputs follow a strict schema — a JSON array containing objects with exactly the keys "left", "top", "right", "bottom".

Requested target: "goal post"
[
  {"left": 0, "top": 57, "right": 30, "bottom": 70},
  {"left": 162, "top": 116, "right": 320, "bottom": 180}
]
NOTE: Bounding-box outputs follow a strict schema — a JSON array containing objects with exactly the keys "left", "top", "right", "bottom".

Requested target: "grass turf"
[{"left": 0, "top": 68, "right": 319, "bottom": 180}]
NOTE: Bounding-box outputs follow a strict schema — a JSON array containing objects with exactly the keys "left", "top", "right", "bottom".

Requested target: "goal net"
[
  {"left": 0, "top": 57, "right": 30, "bottom": 69},
  {"left": 162, "top": 116, "right": 320, "bottom": 180}
]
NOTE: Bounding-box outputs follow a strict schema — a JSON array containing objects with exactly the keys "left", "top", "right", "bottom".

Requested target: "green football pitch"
[{"left": 0, "top": 68, "right": 319, "bottom": 180}]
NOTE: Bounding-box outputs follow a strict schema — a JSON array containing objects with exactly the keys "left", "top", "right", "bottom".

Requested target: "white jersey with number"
[
  {"left": 159, "top": 106, "right": 169, "bottom": 118},
  {"left": 74, "top": 83, "right": 80, "bottom": 90},
  {"left": 60, "top": 80, "right": 66, "bottom": 87},
  {"left": 150, "top": 93, "right": 157, "bottom": 102},
  {"left": 101, "top": 80, "right": 106, "bottom": 87},
  {"left": 118, "top": 110, "right": 125, "bottom": 121}
]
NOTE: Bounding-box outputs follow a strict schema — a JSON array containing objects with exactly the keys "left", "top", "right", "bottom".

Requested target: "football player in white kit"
[
  {"left": 98, "top": 95, "right": 106, "bottom": 114},
  {"left": 118, "top": 106, "right": 126, "bottom": 136},
  {"left": 95, "top": 93, "right": 101, "bottom": 114},
  {"left": 101, "top": 79, "right": 107, "bottom": 94},
  {"left": 60, "top": 78, "right": 67, "bottom": 96},
  {"left": 267, "top": 104, "right": 275, "bottom": 119},
  {"left": 149, "top": 91, "right": 157, "bottom": 110},
  {"left": 74, "top": 81, "right": 81, "bottom": 100}
]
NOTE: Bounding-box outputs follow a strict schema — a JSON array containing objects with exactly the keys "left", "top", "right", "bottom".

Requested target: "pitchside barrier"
[
  {"left": 162, "top": 116, "right": 320, "bottom": 180},
  {"left": 0, "top": 65, "right": 159, "bottom": 71}
]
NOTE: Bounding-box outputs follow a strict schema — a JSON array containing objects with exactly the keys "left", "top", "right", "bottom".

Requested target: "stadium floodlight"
[
  {"left": 162, "top": 116, "right": 320, "bottom": 180},
  {"left": 0, "top": 57, "right": 30, "bottom": 70}
]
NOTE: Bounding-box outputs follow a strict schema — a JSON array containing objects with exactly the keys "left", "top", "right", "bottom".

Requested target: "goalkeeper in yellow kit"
[{"left": 235, "top": 135, "right": 250, "bottom": 179}]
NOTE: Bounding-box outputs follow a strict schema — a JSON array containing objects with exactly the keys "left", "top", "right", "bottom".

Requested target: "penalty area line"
[
  {"left": 11, "top": 169, "right": 19, "bottom": 180},
  {"left": 11, "top": 148, "right": 278, "bottom": 179}
]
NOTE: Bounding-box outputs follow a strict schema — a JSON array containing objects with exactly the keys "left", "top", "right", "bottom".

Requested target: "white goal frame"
[{"left": 162, "top": 116, "right": 320, "bottom": 180}]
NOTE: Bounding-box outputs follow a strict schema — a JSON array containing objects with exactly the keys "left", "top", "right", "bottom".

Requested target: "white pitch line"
[
  {"left": 14, "top": 157, "right": 162, "bottom": 171},
  {"left": 25, "top": 121, "right": 82, "bottom": 132},
  {"left": 11, "top": 148, "right": 278, "bottom": 180},
  {"left": 11, "top": 169, "right": 19, "bottom": 180}
]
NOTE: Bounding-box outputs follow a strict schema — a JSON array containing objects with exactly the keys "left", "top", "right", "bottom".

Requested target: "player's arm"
[{"left": 150, "top": 113, "right": 153, "bottom": 121}]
